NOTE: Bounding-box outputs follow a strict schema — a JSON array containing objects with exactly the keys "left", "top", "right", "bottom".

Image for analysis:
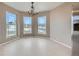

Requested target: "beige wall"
[
  {"left": 0, "top": 2, "right": 50, "bottom": 44},
  {"left": 33, "top": 11, "right": 50, "bottom": 37},
  {"left": 18, "top": 12, "right": 34, "bottom": 37},
  {"left": 50, "top": 3, "right": 73, "bottom": 47},
  {"left": 0, "top": 2, "right": 74, "bottom": 46},
  {"left": 20, "top": 11, "right": 50, "bottom": 37},
  {"left": 0, "top": 3, "right": 22, "bottom": 43},
  {"left": 0, "top": 4, "right": 4, "bottom": 43}
]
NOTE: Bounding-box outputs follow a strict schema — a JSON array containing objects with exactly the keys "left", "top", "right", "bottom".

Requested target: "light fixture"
[{"left": 28, "top": 2, "right": 39, "bottom": 16}]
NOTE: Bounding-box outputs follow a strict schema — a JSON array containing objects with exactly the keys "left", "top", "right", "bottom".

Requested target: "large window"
[
  {"left": 23, "top": 16, "right": 32, "bottom": 34},
  {"left": 38, "top": 16, "right": 46, "bottom": 34},
  {"left": 6, "top": 12, "right": 16, "bottom": 37}
]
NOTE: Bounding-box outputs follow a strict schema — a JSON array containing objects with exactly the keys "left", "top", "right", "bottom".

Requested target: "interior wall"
[
  {"left": 0, "top": 2, "right": 50, "bottom": 44},
  {"left": 20, "top": 11, "right": 50, "bottom": 37},
  {"left": 0, "top": 4, "right": 4, "bottom": 43},
  {"left": 19, "top": 12, "right": 34, "bottom": 37},
  {"left": 33, "top": 11, "right": 50, "bottom": 37},
  {"left": 50, "top": 3, "right": 73, "bottom": 47},
  {"left": 0, "top": 3, "right": 21, "bottom": 43}
]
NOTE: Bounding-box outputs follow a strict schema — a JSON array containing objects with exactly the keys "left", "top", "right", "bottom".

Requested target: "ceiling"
[{"left": 3, "top": 2, "right": 63, "bottom": 12}]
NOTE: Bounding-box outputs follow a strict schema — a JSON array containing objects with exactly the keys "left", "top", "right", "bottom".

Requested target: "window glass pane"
[
  {"left": 38, "top": 16, "right": 46, "bottom": 34},
  {"left": 6, "top": 12, "right": 16, "bottom": 37},
  {"left": 73, "top": 16, "right": 79, "bottom": 21},
  {"left": 73, "top": 16, "right": 79, "bottom": 24},
  {"left": 23, "top": 16, "right": 32, "bottom": 34}
]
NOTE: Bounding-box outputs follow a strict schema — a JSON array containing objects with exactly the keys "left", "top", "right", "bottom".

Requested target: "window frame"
[
  {"left": 23, "top": 16, "right": 32, "bottom": 34},
  {"left": 6, "top": 11, "right": 17, "bottom": 38},
  {"left": 37, "top": 16, "right": 47, "bottom": 34}
]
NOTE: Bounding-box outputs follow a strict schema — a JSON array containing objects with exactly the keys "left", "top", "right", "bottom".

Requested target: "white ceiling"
[{"left": 3, "top": 2, "right": 63, "bottom": 12}]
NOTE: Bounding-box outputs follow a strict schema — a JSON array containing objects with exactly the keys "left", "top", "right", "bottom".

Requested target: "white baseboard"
[
  {"left": 0, "top": 38, "right": 19, "bottom": 46},
  {"left": 0, "top": 37, "right": 72, "bottom": 49},
  {"left": 53, "top": 39, "right": 72, "bottom": 49}
]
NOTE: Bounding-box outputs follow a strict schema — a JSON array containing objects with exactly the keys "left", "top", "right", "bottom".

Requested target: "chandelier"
[{"left": 28, "top": 2, "right": 39, "bottom": 16}]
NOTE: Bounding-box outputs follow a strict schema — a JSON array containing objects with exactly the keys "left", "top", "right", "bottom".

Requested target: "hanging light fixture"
[{"left": 28, "top": 2, "right": 39, "bottom": 16}]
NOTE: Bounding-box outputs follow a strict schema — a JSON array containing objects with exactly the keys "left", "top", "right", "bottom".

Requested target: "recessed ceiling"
[{"left": 3, "top": 2, "right": 63, "bottom": 12}]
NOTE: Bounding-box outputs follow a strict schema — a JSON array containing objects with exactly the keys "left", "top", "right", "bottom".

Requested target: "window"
[
  {"left": 38, "top": 16, "right": 46, "bottom": 34},
  {"left": 23, "top": 16, "right": 32, "bottom": 34},
  {"left": 73, "top": 15, "right": 79, "bottom": 31},
  {"left": 6, "top": 12, "right": 16, "bottom": 37}
]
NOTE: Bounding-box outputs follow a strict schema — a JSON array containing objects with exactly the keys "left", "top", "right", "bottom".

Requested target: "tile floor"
[{"left": 0, "top": 37, "right": 72, "bottom": 56}]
